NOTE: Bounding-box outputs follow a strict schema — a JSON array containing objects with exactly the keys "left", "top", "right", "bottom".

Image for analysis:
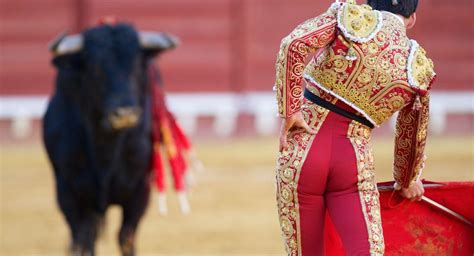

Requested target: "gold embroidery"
[
  {"left": 347, "top": 121, "right": 385, "bottom": 255},
  {"left": 407, "top": 42, "right": 436, "bottom": 91},
  {"left": 276, "top": 102, "right": 330, "bottom": 256},
  {"left": 275, "top": 7, "right": 338, "bottom": 117},
  {"left": 367, "top": 42, "right": 379, "bottom": 55},
  {"left": 303, "top": 11, "right": 424, "bottom": 126},
  {"left": 337, "top": 3, "right": 381, "bottom": 42},
  {"left": 375, "top": 30, "right": 387, "bottom": 45},
  {"left": 394, "top": 53, "right": 407, "bottom": 69},
  {"left": 393, "top": 95, "right": 430, "bottom": 187}
]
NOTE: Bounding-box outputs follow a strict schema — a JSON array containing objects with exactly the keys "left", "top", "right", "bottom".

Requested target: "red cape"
[{"left": 325, "top": 181, "right": 474, "bottom": 255}]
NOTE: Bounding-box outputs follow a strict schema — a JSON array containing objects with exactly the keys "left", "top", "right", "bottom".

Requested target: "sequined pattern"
[
  {"left": 347, "top": 121, "right": 385, "bottom": 255},
  {"left": 275, "top": 100, "right": 330, "bottom": 256}
]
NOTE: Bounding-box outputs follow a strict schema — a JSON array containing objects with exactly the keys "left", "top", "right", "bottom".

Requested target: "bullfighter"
[{"left": 274, "top": 0, "right": 435, "bottom": 254}]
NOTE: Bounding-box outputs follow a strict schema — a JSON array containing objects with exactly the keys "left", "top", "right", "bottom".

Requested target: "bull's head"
[{"left": 50, "top": 23, "right": 178, "bottom": 131}]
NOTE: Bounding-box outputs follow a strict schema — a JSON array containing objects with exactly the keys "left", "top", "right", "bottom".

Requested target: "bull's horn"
[
  {"left": 51, "top": 34, "right": 84, "bottom": 56},
  {"left": 139, "top": 32, "right": 180, "bottom": 50},
  {"left": 48, "top": 32, "right": 68, "bottom": 52}
]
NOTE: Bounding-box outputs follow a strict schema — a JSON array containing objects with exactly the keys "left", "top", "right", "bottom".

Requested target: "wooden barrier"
[
  {"left": 1, "top": 0, "right": 473, "bottom": 95},
  {"left": 1, "top": 92, "right": 473, "bottom": 138}
]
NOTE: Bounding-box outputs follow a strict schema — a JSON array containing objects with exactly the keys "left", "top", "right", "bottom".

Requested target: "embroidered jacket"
[{"left": 274, "top": 1, "right": 436, "bottom": 188}]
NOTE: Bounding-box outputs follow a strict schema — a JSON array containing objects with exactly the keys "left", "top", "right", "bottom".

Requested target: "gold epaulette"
[
  {"left": 337, "top": 2, "right": 383, "bottom": 43},
  {"left": 407, "top": 40, "right": 436, "bottom": 91}
]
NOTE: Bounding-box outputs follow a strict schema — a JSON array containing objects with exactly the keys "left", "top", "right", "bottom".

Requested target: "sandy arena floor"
[{"left": 1, "top": 136, "right": 473, "bottom": 255}]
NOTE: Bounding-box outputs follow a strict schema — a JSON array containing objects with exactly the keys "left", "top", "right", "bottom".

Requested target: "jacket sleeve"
[
  {"left": 393, "top": 94, "right": 430, "bottom": 188},
  {"left": 275, "top": 5, "right": 338, "bottom": 118}
]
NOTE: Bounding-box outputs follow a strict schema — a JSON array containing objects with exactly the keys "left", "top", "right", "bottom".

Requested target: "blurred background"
[{"left": 0, "top": 0, "right": 473, "bottom": 255}]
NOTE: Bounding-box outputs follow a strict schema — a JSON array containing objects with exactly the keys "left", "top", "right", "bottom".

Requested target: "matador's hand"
[
  {"left": 399, "top": 180, "right": 425, "bottom": 201},
  {"left": 279, "top": 111, "right": 316, "bottom": 152}
]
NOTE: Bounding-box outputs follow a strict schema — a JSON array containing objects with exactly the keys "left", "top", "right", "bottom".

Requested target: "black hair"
[{"left": 367, "top": 0, "right": 419, "bottom": 18}]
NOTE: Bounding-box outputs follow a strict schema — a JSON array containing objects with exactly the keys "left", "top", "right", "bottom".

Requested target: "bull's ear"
[{"left": 139, "top": 32, "right": 179, "bottom": 57}]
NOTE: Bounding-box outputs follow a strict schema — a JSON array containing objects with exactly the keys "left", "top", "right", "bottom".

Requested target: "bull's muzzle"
[{"left": 108, "top": 107, "right": 141, "bottom": 130}]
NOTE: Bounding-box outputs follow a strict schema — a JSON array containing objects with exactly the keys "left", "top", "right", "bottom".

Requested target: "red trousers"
[{"left": 276, "top": 91, "right": 384, "bottom": 255}]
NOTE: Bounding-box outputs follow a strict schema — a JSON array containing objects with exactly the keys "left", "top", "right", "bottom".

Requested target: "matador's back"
[{"left": 274, "top": 0, "right": 436, "bottom": 188}]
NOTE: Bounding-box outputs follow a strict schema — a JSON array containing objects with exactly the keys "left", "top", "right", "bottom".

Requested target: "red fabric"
[
  {"left": 149, "top": 66, "right": 192, "bottom": 192},
  {"left": 97, "top": 16, "right": 119, "bottom": 25},
  {"left": 298, "top": 109, "right": 371, "bottom": 255},
  {"left": 169, "top": 114, "right": 192, "bottom": 150},
  {"left": 325, "top": 181, "right": 474, "bottom": 256},
  {"left": 153, "top": 148, "right": 165, "bottom": 192}
]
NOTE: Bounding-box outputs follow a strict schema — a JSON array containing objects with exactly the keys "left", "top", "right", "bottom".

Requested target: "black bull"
[{"left": 43, "top": 23, "right": 177, "bottom": 256}]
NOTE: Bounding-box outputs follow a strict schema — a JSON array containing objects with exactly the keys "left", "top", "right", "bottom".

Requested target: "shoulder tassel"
[{"left": 412, "top": 95, "right": 422, "bottom": 111}]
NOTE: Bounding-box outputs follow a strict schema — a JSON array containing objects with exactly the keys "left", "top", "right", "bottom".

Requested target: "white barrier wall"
[{"left": 0, "top": 91, "right": 473, "bottom": 138}]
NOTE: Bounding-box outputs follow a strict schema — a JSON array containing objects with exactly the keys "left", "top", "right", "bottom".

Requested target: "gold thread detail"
[
  {"left": 276, "top": 103, "right": 330, "bottom": 256},
  {"left": 347, "top": 121, "right": 385, "bottom": 255}
]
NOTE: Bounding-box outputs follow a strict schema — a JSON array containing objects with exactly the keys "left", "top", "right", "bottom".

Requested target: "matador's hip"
[{"left": 275, "top": 87, "right": 384, "bottom": 255}]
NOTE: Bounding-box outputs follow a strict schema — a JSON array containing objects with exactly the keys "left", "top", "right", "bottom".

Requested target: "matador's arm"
[
  {"left": 275, "top": 4, "right": 339, "bottom": 118},
  {"left": 393, "top": 94, "right": 430, "bottom": 188},
  {"left": 393, "top": 40, "right": 436, "bottom": 189}
]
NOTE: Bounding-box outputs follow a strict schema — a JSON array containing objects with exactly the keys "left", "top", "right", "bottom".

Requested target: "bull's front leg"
[
  {"left": 52, "top": 153, "right": 101, "bottom": 256},
  {"left": 68, "top": 210, "right": 102, "bottom": 256},
  {"left": 119, "top": 180, "right": 151, "bottom": 256}
]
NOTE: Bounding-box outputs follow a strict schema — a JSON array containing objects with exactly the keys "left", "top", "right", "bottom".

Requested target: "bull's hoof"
[
  {"left": 69, "top": 245, "right": 93, "bottom": 256},
  {"left": 120, "top": 244, "right": 134, "bottom": 256},
  {"left": 120, "top": 234, "right": 135, "bottom": 256}
]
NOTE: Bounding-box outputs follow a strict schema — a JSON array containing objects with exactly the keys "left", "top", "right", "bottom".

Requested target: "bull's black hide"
[{"left": 43, "top": 23, "right": 165, "bottom": 256}]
